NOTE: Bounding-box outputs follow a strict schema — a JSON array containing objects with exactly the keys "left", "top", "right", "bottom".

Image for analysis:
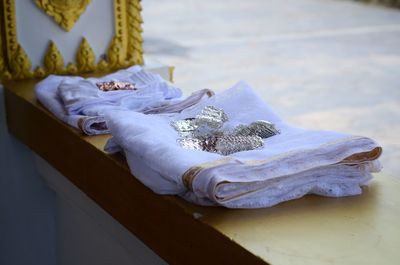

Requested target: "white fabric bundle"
[
  {"left": 58, "top": 67, "right": 181, "bottom": 116},
  {"left": 35, "top": 66, "right": 211, "bottom": 135},
  {"left": 104, "top": 81, "right": 382, "bottom": 208}
]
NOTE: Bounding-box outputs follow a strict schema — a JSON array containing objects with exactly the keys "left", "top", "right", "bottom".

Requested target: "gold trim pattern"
[
  {"left": 106, "top": 36, "right": 127, "bottom": 69},
  {"left": 76, "top": 38, "right": 96, "bottom": 72},
  {"left": 113, "top": 0, "right": 144, "bottom": 65},
  {"left": 9, "top": 44, "right": 33, "bottom": 79},
  {"left": 3, "top": 0, "right": 19, "bottom": 68},
  {"left": 0, "top": 0, "right": 144, "bottom": 81},
  {"left": 126, "top": 0, "right": 144, "bottom": 65},
  {"left": 34, "top": 0, "right": 92, "bottom": 32},
  {"left": 44, "top": 41, "right": 64, "bottom": 74},
  {"left": 0, "top": 7, "right": 10, "bottom": 80},
  {"left": 0, "top": 56, "right": 6, "bottom": 78}
]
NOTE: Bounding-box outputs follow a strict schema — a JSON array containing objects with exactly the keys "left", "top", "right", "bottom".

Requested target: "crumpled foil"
[
  {"left": 171, "top": 105, "right": 280, "bottom": 155},
  {"left": 232, "top": 120, "right": 280, "bottom": 138}
]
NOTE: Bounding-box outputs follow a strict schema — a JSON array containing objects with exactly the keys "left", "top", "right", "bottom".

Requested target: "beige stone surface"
[{"left": 142, "top": 0, "right": 400, "bottom": 178}]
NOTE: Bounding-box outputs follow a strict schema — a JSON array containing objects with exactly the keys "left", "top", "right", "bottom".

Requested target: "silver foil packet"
[
  {"left": 171, "top": 105, "right": 280, "bottom": 155},
  {"left": 195, "top": 105, "right": 228, "bottom": 129},
  {"left": 171, "top": 106, "right": 228, "bottom": 138},
  {"left": 233, "top": 120, "right": 280, "bottom": 138},
  {"left": 177, "top": 135, "right": 263, "bottom": 155}
]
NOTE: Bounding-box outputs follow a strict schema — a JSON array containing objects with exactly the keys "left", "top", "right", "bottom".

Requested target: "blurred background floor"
[{"left": 142, "top": 0, "right": 400, "bottom": 178}]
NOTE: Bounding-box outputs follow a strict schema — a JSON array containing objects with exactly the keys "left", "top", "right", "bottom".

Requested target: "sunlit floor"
[{"left": 142, "top": 0, "right": 400, "bottom": 178}]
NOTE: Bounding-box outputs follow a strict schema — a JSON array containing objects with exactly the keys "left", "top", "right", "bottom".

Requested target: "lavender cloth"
[
  {"left": 35, "top": 66, "right": 211, "bottom": 135},
  {"left": 104, "top": 81, "right": 382, "bottom": 208},
  {"left": 58, "top": 67, "right": 182, "bottom": 116}
]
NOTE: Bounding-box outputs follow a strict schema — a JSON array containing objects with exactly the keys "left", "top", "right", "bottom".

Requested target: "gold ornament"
[
  {"left": 44, "top": 41, "right": 65, "bottom": 74},
  {"left": 34, "top": 0, "right": 92, "bottom": 31},
  {"left": 66, "top": 62, "right": 78, "bottom": 75},
  {"left": 76, "top": 38, "right": 96, "bottom": 72},
  {"left": 106, "top": 37, "right": 126, "bottom": 69},
  {"left": 34, "top": 66, "right": 47, "bottom": 78},
  {"left": 9, "top": 45, "right": 32, "bottom": 79},
  {"left": 97, "top": 58, "right": 109, "bottom": 72},
  {"left": 0, "top": 0, "right": 144, "bottom": 81},
  {"left": 126, "top": 0, "right": 144, "bottom": 65},
  {"left": 0, "top": 49, "right": 5, "bottom": 79}
]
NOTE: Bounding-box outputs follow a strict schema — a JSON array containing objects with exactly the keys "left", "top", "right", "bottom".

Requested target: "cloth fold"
[
  {"left": 58, "top": 68, "right": 182, "bottom": 116},
  {"left": 35, "top": 66, "right": 212, "bottom": 135},
  {"left": 104, "top": 81, "right": 382, "bottom": 208}
]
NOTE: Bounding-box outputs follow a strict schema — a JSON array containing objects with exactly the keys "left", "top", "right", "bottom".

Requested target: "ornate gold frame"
[
  {"left": 0, "top": 0, "right": 144, "bottom": 81},
  {"left": 35, "top": 0, "right": 93, "bottom": 32}
]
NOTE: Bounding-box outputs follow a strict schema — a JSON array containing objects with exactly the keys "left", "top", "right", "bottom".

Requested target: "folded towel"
[
  {"left": 142, "top": 88, "right": 214, "bottom": 114},
  {"left": 104, "top": 81, "right": 382, "bottom": 208},
  {"left": 58, "top": 68, "right": 182, "bottom": 116},
  {"left": 35, "top": 74, "right": 102, "bottom": 134},
  {"left": 35, "top": 66, "right": 211, "bottom": 135}
]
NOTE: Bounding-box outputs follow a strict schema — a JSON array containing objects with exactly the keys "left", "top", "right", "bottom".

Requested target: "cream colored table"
[{"left": 4, "top": 79, "right": 400, "bottom": 265}]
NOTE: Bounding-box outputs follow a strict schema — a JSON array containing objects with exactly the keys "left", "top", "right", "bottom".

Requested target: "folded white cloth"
[
  {"left": 35, "top": 66, "right": 211, "bottom": 135},
  {"left": 142, "top": 88, "right": 214, "bottom": 114},
  {"left": 104, "top": 81, "right": 382, "bottom": 208},
  {"left": 35, "top": 74, "right": 106, "bottom": 134},
  {"left": 58, "top": 67, "right": 182, "bottom": 116}
]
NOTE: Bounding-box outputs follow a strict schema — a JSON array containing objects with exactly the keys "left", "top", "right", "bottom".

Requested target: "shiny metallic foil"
[
  {"left": 233, "top": 120, "right": 280, "bottom": 139},
  {"left": 171, "top": 106, "right": 228, "bottom": 137},
  {"left": 196, "top": 106, "right": 228, "bottom": 129},
  {"left": 214, "top": 135, "right": 263, "bottom": 155},
  {"left": 177, "top": 135, "right": 263, "bottom": 155},
  {"left": 171, "top": 118, "right": 198, "bottom": 137},
  {"left": 172, "top": 106, "right": 280, "bottom": 155}
]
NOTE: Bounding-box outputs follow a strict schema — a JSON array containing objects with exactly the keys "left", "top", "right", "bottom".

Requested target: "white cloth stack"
[
  {"left": 104, "top": 81, "right": 382, "bottom": 208},
  {"left": 35, "top": 66, "right": 212, "bottom": 135}
]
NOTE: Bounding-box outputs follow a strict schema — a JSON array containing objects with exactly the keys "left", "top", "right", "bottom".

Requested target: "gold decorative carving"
[
  {"left": 34, "top": 0, "right": 92, "bottom": 31},
  {"left": 2, "top": 71, "right": 12, "bottom": 81},
  {"left": 34, "top": 66, "right": 46, "bottom": 78},
  {"left": 0, "top": 0, "right": 144, "bottom": 81},
  {"left": 76, "top": 38, "right": 96, "bottom": 72},
  {"left": 66, "top": 63, "right": 78, "bottom": 75},
  {"left": 0, "top": 56, "right": 12, "bottom": 80},
  {"left": 96, "top": 58, "right": 109, "bottom": 72},
  {"left": 9, "top": 45, "right": 33, "bottom": 79},
  {"left": 126, "top": 0, "right": 144, "bottom": 65},
  {"left": 0, "top": 56, "right": 5, "bottom": 76},
  {"left": 0, "top": 14, "right": 8, "bottom": 80},
  {"left": 0, "top": 20, "right": 4, "bottom": 76},
  {"left": 44, "top": 41, "right": 65, "bottom": 74},
  {"left": 114, "top": 0, "right": 144, "bottom": 66},
  {"left": 3, "top": 0, "right": 19, "bottom": 63},
  {"left": 106, "top": 37, "right": 127, "bottom": 69}
]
